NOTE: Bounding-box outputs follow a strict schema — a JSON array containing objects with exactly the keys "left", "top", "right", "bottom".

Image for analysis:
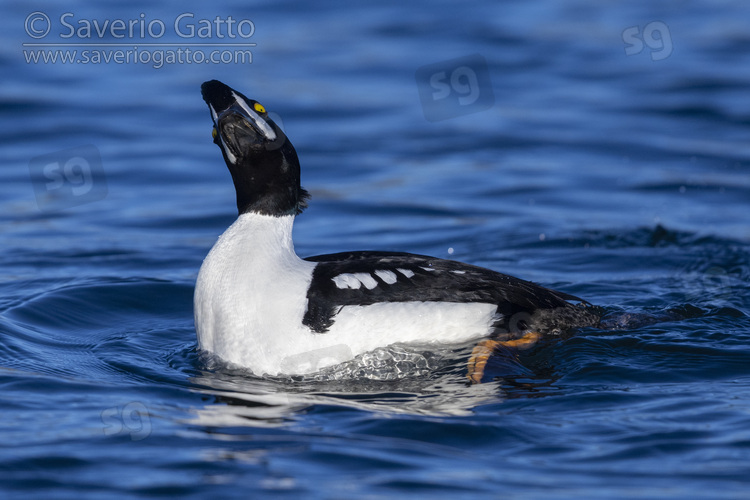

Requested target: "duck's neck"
[{"left": 229, "top": 212, "right": 298, "bottom": 261}]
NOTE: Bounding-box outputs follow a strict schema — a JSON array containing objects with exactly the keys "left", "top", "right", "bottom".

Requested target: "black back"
[{"left": 303, "top": 251, "right": 596, "bottom": 334}]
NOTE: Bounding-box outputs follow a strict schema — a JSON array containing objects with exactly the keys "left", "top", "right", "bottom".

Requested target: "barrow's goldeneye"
[{"left": 194, "top": 80, "right": 599, "bottom": 382}]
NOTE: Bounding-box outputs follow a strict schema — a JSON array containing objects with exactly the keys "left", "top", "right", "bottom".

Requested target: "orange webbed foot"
[{"left": 466, "top": 332, "right": 541, "bottom": 384}]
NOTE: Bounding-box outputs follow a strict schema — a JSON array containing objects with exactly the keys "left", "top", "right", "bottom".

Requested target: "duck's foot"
[{"left": 466, "top": 331, "right": 541, "bottom": 384}]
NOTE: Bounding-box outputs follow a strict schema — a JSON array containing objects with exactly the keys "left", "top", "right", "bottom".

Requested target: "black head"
[{"left": 201, "top": 79, "right": 309, "bottom": 216}]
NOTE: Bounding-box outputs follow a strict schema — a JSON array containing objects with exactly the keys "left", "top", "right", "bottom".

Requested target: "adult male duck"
[{"left": 194, "top": 80, "right": 599, "bottom": 382}]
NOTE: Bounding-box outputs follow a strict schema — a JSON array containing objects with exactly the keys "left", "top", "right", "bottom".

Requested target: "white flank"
[{"left": 321, "top": 302, "right": 498, "bottom": 354}]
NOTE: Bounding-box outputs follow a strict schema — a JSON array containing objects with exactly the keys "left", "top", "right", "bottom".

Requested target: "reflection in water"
[{"left": 186, "top": 343, "right": 518, "bottom": 424}]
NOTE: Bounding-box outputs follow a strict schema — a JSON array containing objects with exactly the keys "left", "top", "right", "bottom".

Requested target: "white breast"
[{"left": 194, "top": 213, "right": 317, "bottom": 375}]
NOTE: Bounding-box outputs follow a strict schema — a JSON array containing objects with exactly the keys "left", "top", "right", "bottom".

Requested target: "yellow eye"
[
  {"left": 253, "top": 102, "right": 266, "bottom": 113},
  {"left": 212, "top": 127, "right": 217, "bottom": 140}
]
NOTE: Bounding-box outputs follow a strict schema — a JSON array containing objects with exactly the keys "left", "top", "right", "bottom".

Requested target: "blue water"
[{"left": 3, "top": 0, "right": 750, "bottom": 498}]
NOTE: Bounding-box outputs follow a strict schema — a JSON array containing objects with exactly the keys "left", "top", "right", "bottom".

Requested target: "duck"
[{"left": 194, "top": 79, "right": 599, "bottom": 382}]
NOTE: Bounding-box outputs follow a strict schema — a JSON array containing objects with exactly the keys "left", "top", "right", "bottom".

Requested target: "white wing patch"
[
  {"left": 357, "top": 273, "right": 378, "bottom": 289},
  {"left": 374, "top": 269, "right": 398, "bottom": 284},
  {"left": 450, "top": 270, "right": 466, "bottom": 275},
  {"left": 397, "top": 268, "right": 415, "bottom": 278},
  {"left": 332, "top": 272, "right": 378, "bottom": 290},
  {"left": 420, "top": 266, "right": 436, "bottom": 272},
  {"left": 332, "top": 273, "right": 362, "bottom": 289}
]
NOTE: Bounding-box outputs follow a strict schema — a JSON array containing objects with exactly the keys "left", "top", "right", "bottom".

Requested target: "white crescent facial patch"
[{"left": 231, "top": 91, "right": 277, "bottom": 141}]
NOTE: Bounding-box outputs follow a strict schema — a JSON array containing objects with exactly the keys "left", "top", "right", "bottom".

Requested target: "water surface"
[{"left": 2, "top": 0, "right": 750, "bottom": 498}]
